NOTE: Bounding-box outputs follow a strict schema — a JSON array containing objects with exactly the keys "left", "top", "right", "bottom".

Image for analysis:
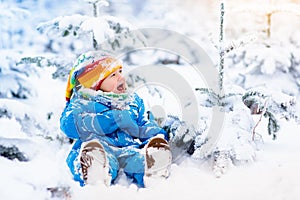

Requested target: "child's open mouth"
[{"left": 116, "top": 82, "right": 126, "bottom": 93}]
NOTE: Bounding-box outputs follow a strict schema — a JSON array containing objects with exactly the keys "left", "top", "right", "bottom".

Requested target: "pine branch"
[
  {"left": 195, "top": 87, "right": 243, "bottom": 108},
  {"left": 265, "top": 111, "right": 280, "bottom": 140},
  {"left": 16, "top": 56, "right": 70, "bottom": 80},
  {"left": 223, "top": 34, "right": 256, "bottom": 55},
  {"left": 0, "top": 144, "right": 28, "bottom": 162},
  {"left": 195, "top": 88, "right": 219, "bottom": 107}
]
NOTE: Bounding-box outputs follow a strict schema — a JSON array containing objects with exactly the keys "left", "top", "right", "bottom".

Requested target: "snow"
[
  {"left": 1, "top": 0, "right": 300, "bottom": 200},
  {"left": 1, "top": 67, "right": 299, "bottom": 200}
]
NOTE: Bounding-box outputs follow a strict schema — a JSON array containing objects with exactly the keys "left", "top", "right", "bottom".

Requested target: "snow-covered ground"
[{"left": 1, "top": 119, "right": 299, "bottom": 200}]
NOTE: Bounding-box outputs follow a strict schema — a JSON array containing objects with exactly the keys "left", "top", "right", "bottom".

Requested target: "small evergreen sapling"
[
  {"left": 36, "top": 0, "right": 146, "bottom": 53},
  {"left": 192, "top": 1, "right": 299, "bottom": 178}
]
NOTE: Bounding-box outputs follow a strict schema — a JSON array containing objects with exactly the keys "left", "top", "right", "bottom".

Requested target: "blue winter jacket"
[{"left": 60, "top": 91, "right": 168, "bottom": 148}]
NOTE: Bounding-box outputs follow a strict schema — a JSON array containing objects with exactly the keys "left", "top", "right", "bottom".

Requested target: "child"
[{"left": 60, "top": 51, "right": 172, "bottom": 187}]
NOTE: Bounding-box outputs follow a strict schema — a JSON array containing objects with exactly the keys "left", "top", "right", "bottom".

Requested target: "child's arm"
[
  {"left": 60, "top": 101, "right": 80, "bottom": 139},
  {"left": 135, "top": 94, "right": 169, "bottom": 141}
]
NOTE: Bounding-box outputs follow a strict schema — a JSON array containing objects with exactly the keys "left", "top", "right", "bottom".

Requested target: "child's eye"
[{"left": 119, "top": 69, "right": 122, "bottom": 73}]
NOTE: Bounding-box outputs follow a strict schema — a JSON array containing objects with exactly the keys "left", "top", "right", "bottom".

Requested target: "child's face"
[{"left": 99, "top": 68, "right": 126, "bottom": 94}]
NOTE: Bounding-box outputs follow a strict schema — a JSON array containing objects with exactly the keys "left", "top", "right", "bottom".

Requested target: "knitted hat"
[{"left": 65, "top": 51, "right": 122, "bottom": 101}]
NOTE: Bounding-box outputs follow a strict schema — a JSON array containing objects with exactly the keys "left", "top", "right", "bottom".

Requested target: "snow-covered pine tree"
[
  {"left": 192, "top": 1, "right": 299, "bottom": 178},
  {"left": 0, "top": 1, "right": 53, "bottom": 162},
  {"left": 36, "top": 0, "right": 146, "bottom": 54},
  {"left": 224, "top": 1, "right": 300, "bottom": 139},
  {"left": 0, "top": 50, "right": 70, "bottom": 164}
]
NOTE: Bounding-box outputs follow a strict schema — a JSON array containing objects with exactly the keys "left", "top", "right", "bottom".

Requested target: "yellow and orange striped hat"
[{"left": 65, "top": 51, "right": 122, "bottom": 101}]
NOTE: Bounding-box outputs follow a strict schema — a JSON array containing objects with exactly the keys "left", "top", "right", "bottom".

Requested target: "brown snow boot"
[
  {"left": 144, "top": 136, "right": 172, "bottom": 178},
  {"left": 79, "top": 139, "right": 111, "bottom": 186}
]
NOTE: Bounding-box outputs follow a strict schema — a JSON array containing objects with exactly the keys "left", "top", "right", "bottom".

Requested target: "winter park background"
[{"left": 1, "top": 0, "right": 300, "bottom": 199}]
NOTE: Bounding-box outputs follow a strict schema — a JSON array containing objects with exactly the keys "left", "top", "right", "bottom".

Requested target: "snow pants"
[{"left": 66, "top": 139, "right": 146, "bottom": 187}]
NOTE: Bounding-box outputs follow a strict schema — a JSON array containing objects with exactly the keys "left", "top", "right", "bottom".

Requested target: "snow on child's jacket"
[
  {"left": 62, "top": 89, "right": 167, "bottom": 145},
  {"left": 60, "top": 51, "right": 169, "bottom": 187}
]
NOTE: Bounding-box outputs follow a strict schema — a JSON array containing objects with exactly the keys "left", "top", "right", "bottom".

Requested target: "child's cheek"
[{"left": 111, "top": 82, "right": 119, "bottom": 92}]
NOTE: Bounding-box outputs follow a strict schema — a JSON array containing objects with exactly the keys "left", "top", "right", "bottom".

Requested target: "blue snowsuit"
[{"left": 60, "top": 90, "right": 168, "bottom": 187}]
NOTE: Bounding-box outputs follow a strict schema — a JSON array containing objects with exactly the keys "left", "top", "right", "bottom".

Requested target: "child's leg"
[
  {"left": 66, "top": 140, "right": 85, "bottom": 186},
  {"left": 116, "top": 137, "right": 172, "bottom": 187},
  {"left": 101, "top": 143, "right": 119, "bottom": 184},
  {"left": 116, "top": 147, "right": 146, "bottom": 187}
]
